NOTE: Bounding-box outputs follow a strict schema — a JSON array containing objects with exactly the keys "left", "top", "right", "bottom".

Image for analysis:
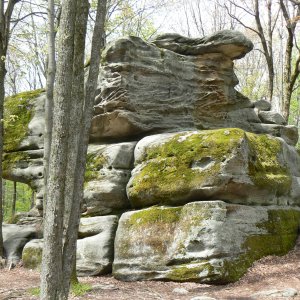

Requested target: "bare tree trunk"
[
  {"left": 40, "top": 0, "right": 77, "bottom": 298},
  {"left": 61, "top": 0, "right": 89, "bottom": 294},
  {"left": 43, "top": 0, "right": 56, "bottom": 211},
  {"left": 0, "top": 61, "right": 4, "bottom": 258},
  {"left": 280, "top": 0, "right": 300, "bottom": 121},
  {"left": 11, "top": 181, "right": 16, "bottom": 218}
]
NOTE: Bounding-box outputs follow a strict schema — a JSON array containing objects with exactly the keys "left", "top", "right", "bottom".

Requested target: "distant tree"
[{"left": 0, "top": 0, "right": 23, "bottom": 262}]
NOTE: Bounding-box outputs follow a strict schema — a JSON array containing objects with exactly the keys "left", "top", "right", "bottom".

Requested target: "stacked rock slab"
[{"left": 2, "top": 30, "right": 300, "bottom": 283}]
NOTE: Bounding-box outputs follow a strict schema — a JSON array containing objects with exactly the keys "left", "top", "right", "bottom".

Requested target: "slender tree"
[
  {"left": 41, "top": 0, "right": 107, "bottom": 298},
  {"left": 0, "top": 0, "right": 21, "bottom": 261},
  {"left": 279, "top": 0, "right": 300, "bottom": 120}
]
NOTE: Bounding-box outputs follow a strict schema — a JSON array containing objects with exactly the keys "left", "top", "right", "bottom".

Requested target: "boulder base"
[{"left": 113, "top": 201, "right": 300, "bottom": 283}]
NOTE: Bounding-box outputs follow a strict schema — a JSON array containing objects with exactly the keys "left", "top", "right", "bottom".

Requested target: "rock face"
[
  {"left": 127, "top": 128, "right": 300, "bottom": 208},
  {"left": 83, "top": 142, "right": 136, "bottom": 216},
  {"left": 113, "top": 201, "right": 300, "bottom": 283},
  {"left": 91, "top": 32, "right": 297, "bottom": 145},
  {"left": 22, "top": 216, "right": 118, "bottom": 276},
  {"left": 3, "top": 224, "right": 38, "bottom": 266},
  {"left": 3, "top": 30, "right": 300, "bottom": 284}
]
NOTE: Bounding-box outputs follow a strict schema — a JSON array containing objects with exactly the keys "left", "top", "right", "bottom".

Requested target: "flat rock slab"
[
  {"left": 113, "top": 201, "right": 300, "bottom": 283},
  {"left": 151, "top": 30, "right": 253, "bottom": 59}
]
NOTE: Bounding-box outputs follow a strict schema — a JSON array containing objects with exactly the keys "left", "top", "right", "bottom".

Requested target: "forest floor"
[{"left": 0, "top": 238, "right": 300, "bottom": 300}]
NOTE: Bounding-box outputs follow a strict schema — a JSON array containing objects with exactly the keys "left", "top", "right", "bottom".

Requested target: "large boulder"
[
  {"left": 127, "top": 128, "right": 300, "bottom": 208},
  {"left": 3, "top": 224, "right": 38, "bottom": 266},
  {"left": 22, "top": 215, "right": 119, "bottom": 276},
  {"left": 113, "top": 201, "right": 300, "bottom": 283},
  {"left": 91, "top": 33, "right": 295, "bottom": 145},
  {"left": 83, "top": 142, "right": 136, "bottom": 216}
]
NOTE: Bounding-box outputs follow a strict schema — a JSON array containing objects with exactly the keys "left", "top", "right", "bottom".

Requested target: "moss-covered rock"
[
  {"left": 83, "top": 142, "right": 136, "bottom": 217},
  {"left": 22, "top": 239, "right": 43, "bottom": 269},
  {"left": 127, "top": 128, "right": 300, "bottom": 208},
  {"left": 4, "top": 89, "right": 44, "bottom": 152},
  {"left": 113, "top": 201, "right": 300, "bottom": 283}
]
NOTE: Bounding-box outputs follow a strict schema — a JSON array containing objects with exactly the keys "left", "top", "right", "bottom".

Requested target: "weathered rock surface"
[
  {"left": 83, "top": 142, "right": 136, "bottom": 216},
  {"left": 22, "top": 239, "right": 43, "bottom": 269},
  {"left": 113, "top": 201, "right": 300, "bottom": 283},
  {"left": 258, "top": 111, "right": 287, "bottom": 125},
  {"left": 251, "top": 288, "right": 298, "bottom": 298},
  {"left": 22, "top": 216, "right": 118, "bottom": 276},
  {"left": 151, "top": 30, "right": 253, "bottom": 59},
  {"left": 127, "top": 128, "right": 300, "bottom": 208},
  {"left": 3, "top": 224, "right": 38, "bottom": 266},
  {"left": 91, "top": 34, "right": 295, "bottom": 145},
  {"left": 3, "top": 90, "right": 45, "bottom": 211}
]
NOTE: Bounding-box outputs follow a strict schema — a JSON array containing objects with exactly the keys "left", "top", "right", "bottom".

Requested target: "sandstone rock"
[
  {"left": 78, "top": 215, "right": 117, "bottom": 238},
  {"left": 113, "top": 201, "right": 300, "bottom": 283},
  {"left": 77, "top": 215, "right": 119, "bottom": 276},
  {"left": 22, "top": 239, "right": 43, "bottom": 269},
  {"left": 3, "top": 224, "right": 37, "bottom": 266},
  {"left": 251, "top": 288, "right": 298, "bottom": 298},
  {"left": 127, "top": 128, "right": 300, "bottom": 208},
  {"left": 254, "top": 99, "right": 271, "bottom": 111},
  {"left": 258, "top": 111, "right": 286, "bottom": 125},
  {"left": 151, "top": 30, "right": 253, "bottom": 59},
  {"left": 172, "top": 287, "right": 189, "bottom": 295},
  {"left": 91, "top": 33, "right": 295, "bottom": 144},
  {"left": 83, "top": 142, "right": 136, "bottom": 216},
  {"left": 22, "top": 216, "right": 119, "bottom": 276}
]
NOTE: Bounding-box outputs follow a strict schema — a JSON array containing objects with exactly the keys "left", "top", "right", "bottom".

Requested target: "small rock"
[
  {"left": 258, "top": 111, "right": 286, "bottom": 125},
  {"left": 251, "top": 288, "right": 298, "bottom": 298},
  {"left": 254, "top": 99, "right": 271, "bottom": 111},
  {"left": 190, "top": 297, "right": 217, "bottom": 300},
  {"left": 172, "top": 287, "right": 189, "bottom": 295}
]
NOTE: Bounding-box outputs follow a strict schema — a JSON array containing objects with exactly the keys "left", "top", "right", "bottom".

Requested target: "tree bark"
[
  {"left": 280, "top": 0, "right": 300, "bottom": 121},
  {"left": 40, "top": 0, "right": 77, "bottom": 298},
  {"left": 43, "top": 0, "right": 56, "bottom": 211},
  {"left": 61, "top": 0, "right": 89, "bottom": 294}
]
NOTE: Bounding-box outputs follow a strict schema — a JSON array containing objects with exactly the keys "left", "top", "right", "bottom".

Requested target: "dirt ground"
[{"left": 0, "top": 238, "right": 300, "bottom": 300}]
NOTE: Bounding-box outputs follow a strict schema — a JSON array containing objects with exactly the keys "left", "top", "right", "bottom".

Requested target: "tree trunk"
[
  {"left": 43, "top": 0, "right": 56, "bottom": 211},
  {"left": 0, "top": 62, "right": 4, "bottom": 258},
  {"left": 40, "top": 0, "right": 77, "bottom": 298},
  {"left": 61, "top": 0, "right": 89, "bottom": 294}
]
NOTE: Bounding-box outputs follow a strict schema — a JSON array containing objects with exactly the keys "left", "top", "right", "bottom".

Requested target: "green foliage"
[
  {"left": 3, "top": 180, "right": 33, "bottom": 223},
  {"left": 71, "top": 282, "right": 92, "bottom": 297},
  {"left": 28, "top": 287, "right": 40, "bottom": 296}
]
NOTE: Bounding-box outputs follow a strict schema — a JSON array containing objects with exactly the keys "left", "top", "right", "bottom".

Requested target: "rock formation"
[{"left": 3, "top": 30, "right": 300, "bottom": 283}]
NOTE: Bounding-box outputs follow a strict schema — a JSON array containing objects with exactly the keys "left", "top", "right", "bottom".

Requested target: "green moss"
[
  {"left": 221, "top": 209, "right": 300, "bottom": 283},
  {"left": 22, "top": 246, "right": 43, "bottom": 269},
  {"left": 84, "top": 152, "right": 106, "bottom": 183},
  {"left": 4, "top": 89, "right": 44, "bottom": 152},
  {"left": 129, "top": 128, "right": 245, "bottom": 207},
  {"left": 168, "top": 262, "right": 216, "bottom": 282},
  {"left": 246, "top": 132, "right": 292, "bottom": 195},
  {"left": 2, "top": 151, "right": 30, "bottom": 178},
  {"left": 127, "top": 206, "right": 182, "bottom": 227}
]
